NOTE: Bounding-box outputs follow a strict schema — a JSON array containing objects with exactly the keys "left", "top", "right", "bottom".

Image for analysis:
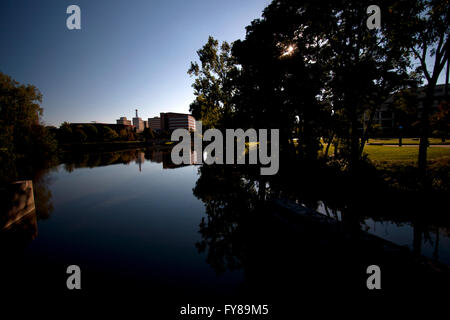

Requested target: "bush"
[
  {"left": 82, "top": 124, "right": 98, "bottom": 141},
  {"left": 102, "top": 126, "right": 119, "bottom": 141},
  {"left": 74, "top": 128, "right": 87, "bottom": 143}
]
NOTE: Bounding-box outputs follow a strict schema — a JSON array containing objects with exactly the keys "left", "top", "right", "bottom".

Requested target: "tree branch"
[{"left": 412, "top": 46, "right": 431, "bottom": 82}]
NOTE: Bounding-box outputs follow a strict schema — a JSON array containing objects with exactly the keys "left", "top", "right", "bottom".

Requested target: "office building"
[
  {"left": 160, "top": 112, "right": 196, "bottom": 132},
  {"left": 116, "top": 117, "right": 132, "bottom": 126},
  {"left": 149, "top": 117, "right": 161, "bottom": 131}
]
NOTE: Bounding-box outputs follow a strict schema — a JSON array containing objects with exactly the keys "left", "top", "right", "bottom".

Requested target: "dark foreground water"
[{"left": 1, "top": 149, "right": 449, "bottom": 314}]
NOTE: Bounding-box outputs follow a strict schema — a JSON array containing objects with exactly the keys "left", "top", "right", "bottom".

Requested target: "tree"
[
  {"left": 188, "top": 36, "right": 238, "bottom": 129},
  {"left": 0, "top": 72, "right": 57, "bottom": 182},
  {"left": 413, "top": 0, "right": 449, "bottom": 175},
  {"left": 58, "top": 122, "right": 73, "bottom": 142},
  {"left": 388, "top": 0, "right": 449, "bottom": 175},
  {"left": 74, "top": 126, "right": 87, "bottom": 143},
  {"left": 232, "top": 0, "right": 412, "bottom": 168},
  {"left": 232, "top": 0, "right": 333, "bottom": 162},
  {"left": 101, "top": 126, "right": 119, "bottom": 141},
  {"left": 82, "top": 124, "right": 98, "bottom": 141},
  {"left": 302, "top": 0, "right": 413, "bottom": 169},
  {"left": 143, "top": 127, "right": 155, "bottom": 142},
  {"left": 119, "top": 129, "right": 130, "bottom": 141}
]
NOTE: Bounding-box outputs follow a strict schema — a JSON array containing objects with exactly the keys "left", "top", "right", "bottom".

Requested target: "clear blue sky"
[{"left": 0, "top": 0, "right": 270, "bottom": 126}]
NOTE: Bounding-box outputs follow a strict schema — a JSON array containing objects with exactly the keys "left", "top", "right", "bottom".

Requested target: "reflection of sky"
[
  {"left": 29, "top": 158, "right": 242, "bottom": 292},
  {"left": 362, "top": 219, "right": 413, "bottom": 247},
  {"left": 365, "top": 219, "right": 450, "bottom": 266}
]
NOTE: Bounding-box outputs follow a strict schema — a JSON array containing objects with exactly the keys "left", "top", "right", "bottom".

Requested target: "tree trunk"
[
  {"left": 360, "top": 107, "right": 377, "bottom": 156},
  {"left": 418, "top": 84, "right": 435, "bottom": 178},
  {"left": 350, "top": 116, "right": 360, "bottom": 172}
]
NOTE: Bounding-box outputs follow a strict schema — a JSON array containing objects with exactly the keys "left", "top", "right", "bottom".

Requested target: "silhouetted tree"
[
  {"left": 143, "top": 127, "right": 155, "bottom": 142},
  {"left": 387, "top": 0, "right": 449, "bottom": 176},
  {"left": 74, "top": 126, "right": 87, "bottom": 143},
  {"left": 232, "top": 0, "right": 412, "bottom": 168},
  {"left": 0, "top": 72, "right": 57, "bottom": 182},
  {"left": 82, "top": 124, "right": 99, "bottom": 141},
  {"left": 188, "top": 36, "right": 239, "bottom": 129},
  {"left": 101, "top": 126, "right": 118, "bottom": 141}
]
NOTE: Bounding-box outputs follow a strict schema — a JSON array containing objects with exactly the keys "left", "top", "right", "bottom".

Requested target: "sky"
[
  {"left": 0, "top": 1, "right": 447, "bottom": 127},
  {"left": 0, "top": 0, "right": 270, "bottom": 126}
]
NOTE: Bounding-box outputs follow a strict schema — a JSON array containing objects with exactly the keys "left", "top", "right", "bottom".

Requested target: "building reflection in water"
[
  {"left": 135, "top": 151, "right": 145, "bottom": 172},
  {"left": 59, "top": 148, "right": 198, "bottom": 173},
  {"left": 143, "top": 149, "right": 198, "bottom": 170}
]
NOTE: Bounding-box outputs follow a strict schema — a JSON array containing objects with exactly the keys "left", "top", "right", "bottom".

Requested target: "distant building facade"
[
  {"left": 133, "top": 109, "right": 145, "bottom": 133},
  {"left": 364, "top": 84, "right": 448, "bottom": 136},
  {"left": 160, "top": 112, "right": 196, "bottom": 132},
  {"left": 148, "top": 117, "right": 161, "bottom": 131},
  {"left": 116, "top": 111, "right": 196, "bottom": 133},
  {"left": 116, "top": 117, "right": 132, "bottom": 126}
]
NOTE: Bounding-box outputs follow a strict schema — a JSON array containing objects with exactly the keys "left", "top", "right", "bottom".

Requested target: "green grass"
[
  {"left": 320, "top": 144, "right": 450, "bottom": 164},
  {"left": 367, "top": 138, "right": 449, "bottom": 145},
  {"left": 363, "top": 145, "right": 450, "bottom": 163}
]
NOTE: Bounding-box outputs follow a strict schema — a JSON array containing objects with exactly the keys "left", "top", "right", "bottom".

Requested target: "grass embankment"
[
  {"left": 363, "top": 145, "right": 450, "bottom": 164},
  {"left": 367, "top": 138, "right": 449, "bottom": 145},
  {"left": 321, "top": 144, "right": 449, "bottom": 191},
  {"left": 321, "top": 144, "right": 450, "bottom": 166}
]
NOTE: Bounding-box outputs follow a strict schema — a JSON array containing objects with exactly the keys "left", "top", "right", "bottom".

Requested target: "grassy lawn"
[
  {"left": 367, "top": 138, "right": 449, "bottom": 145},
  {"left": 320, "top": 144, "right": 450, "bottom": 164},
  {"left": 363, "top": 145, "right": 450, "bottom": 163}
]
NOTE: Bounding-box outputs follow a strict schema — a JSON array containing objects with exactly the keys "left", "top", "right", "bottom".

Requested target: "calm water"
[
  {"left": 316, "top": 203, "right": 450, "bottom": 265},
  {"left": 1, "top": 150, "right": 244, "bottom": 300},
  {"left": 43, "top": 155, "right": 241, "bottom": 291},
  {"left": 1, "top": 149, "right": 449, "bottom": 306}
]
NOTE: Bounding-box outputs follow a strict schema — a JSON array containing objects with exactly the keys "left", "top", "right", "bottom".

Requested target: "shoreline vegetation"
[{"left": 58, "top": 139, "right": 172, "bottom": 153}]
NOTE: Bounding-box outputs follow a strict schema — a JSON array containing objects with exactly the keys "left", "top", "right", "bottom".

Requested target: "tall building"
[
  {"left": 160, "top": 112, "right": 196, "bottom": 132},
  {"left": 116, "top": 117, "right": 132, "bottom": 126},
  {"left": 133, "top": 109, "right": 145, "bottom": 133},
  {"left": 148, "top": 117, "right": 161, "bottom": 131}
]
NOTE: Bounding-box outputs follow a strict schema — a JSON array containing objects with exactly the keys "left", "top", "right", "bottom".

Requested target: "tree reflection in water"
[
  {"left": 193, "top": 165, "right": 259, "bottom": 274},
  {"left": 192, "top": 161, "right": 450, "bottom": 298}
]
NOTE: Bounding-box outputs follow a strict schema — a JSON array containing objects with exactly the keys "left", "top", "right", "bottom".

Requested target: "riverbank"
[{"left": 58, "top": 139, "right": 172, "bottom": 153}]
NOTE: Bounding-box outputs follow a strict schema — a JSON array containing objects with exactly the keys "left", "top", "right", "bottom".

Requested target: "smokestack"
[{"left": 135, "top": 109, "right": 138, "bottom": 118}]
